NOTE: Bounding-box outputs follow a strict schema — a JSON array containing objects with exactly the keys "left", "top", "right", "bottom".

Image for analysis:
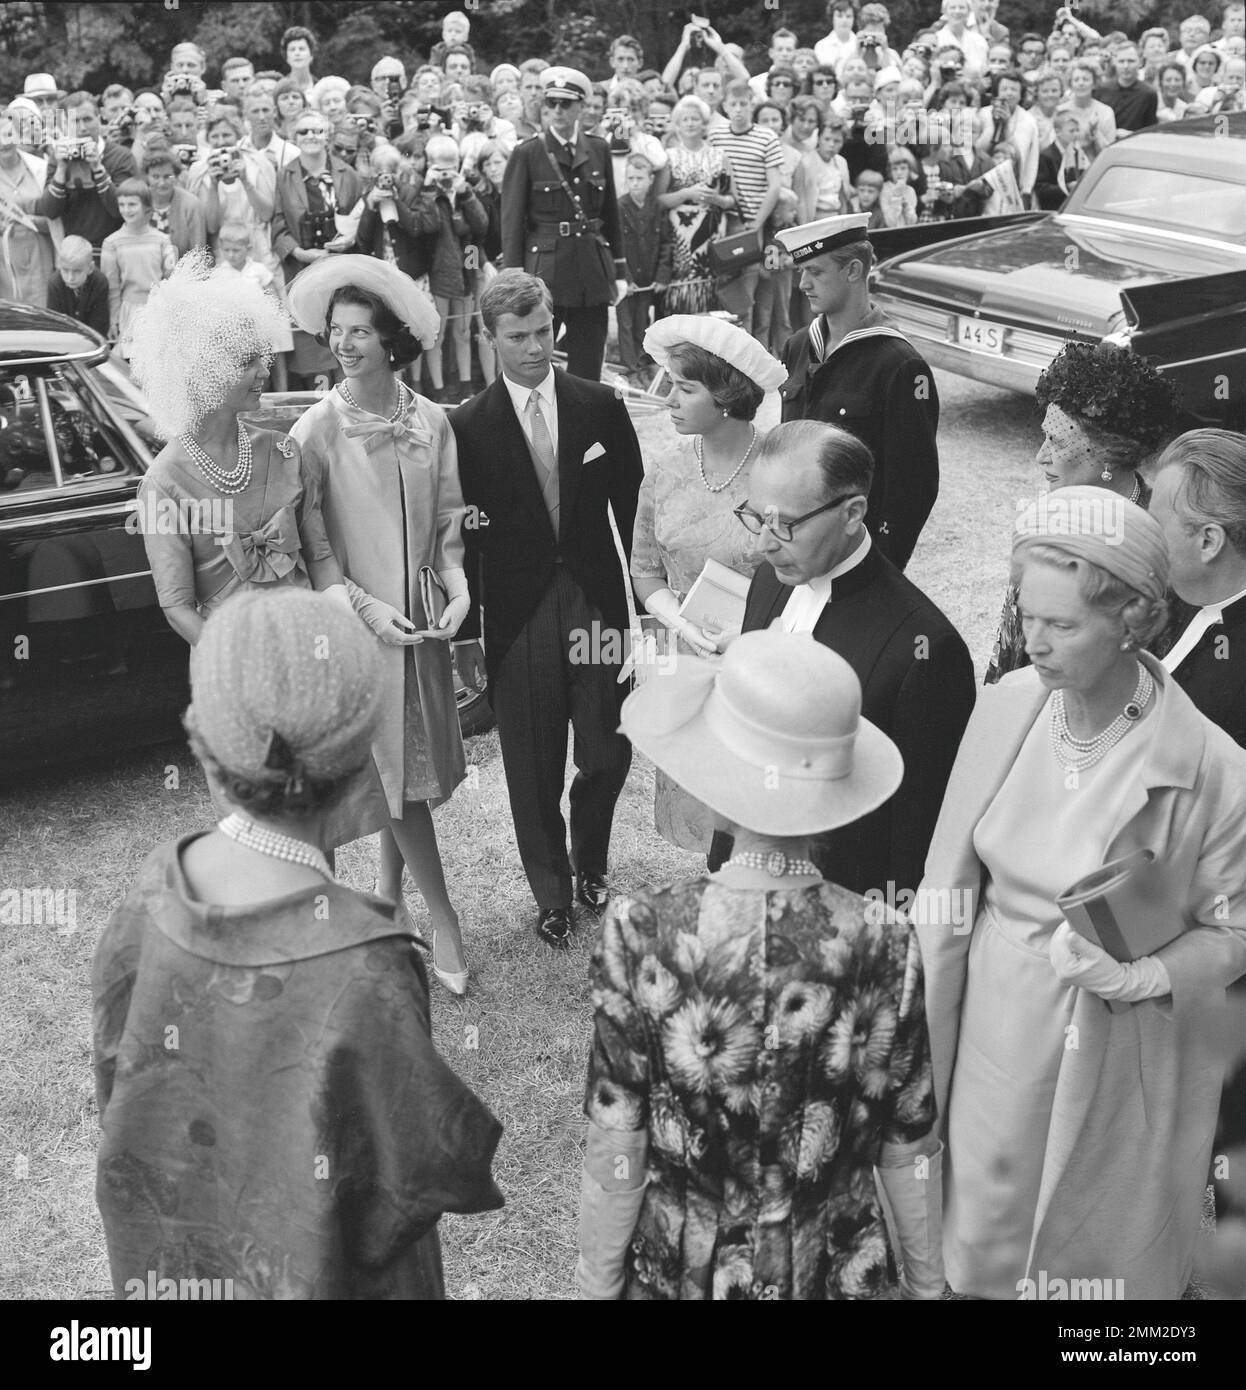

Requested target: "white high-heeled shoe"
[{"left": 432, "top": 930, "right": 468, "bottom": 996}]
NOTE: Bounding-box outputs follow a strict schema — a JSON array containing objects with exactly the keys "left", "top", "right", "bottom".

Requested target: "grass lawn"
[{"left": 0, "top": 374, "right": 1035, "bottom": 1301}]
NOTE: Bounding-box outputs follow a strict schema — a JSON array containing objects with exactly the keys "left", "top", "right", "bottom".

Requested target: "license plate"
[{"left": 956, "top": 317, "right": 1004, "bottom": 354}]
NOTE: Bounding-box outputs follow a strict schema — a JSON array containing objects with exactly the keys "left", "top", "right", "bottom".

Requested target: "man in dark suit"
[
  {"left": 1033, "top": 111, "right": 1092, "bottom": 212},
  {"left": 451, "top": 271, "right": 643, "bottom": 948},
  {"left": 774, "top": 215, "right": 939, "bottom": 572},
  {"left": 500, "top": 66, "right": 626, "bottom": 382},
  {"left": 709, "top": 420, "right": 975, "bottom": 901},
  {"left": 1151, "top": 428, "right": 1246, "bottom": 750}
]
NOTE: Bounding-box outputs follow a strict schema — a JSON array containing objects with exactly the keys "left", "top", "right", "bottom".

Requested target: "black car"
[
  {"left": 868, "top": 113, "right": 1246, "bottom": 426},
  {"left": 0, "top": 305, "right": 491, "bottom": 779}
]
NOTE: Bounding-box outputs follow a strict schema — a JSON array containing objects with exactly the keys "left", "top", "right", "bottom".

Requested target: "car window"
[
  {"left": 1079, "top": 166, "right": 1246, "bottom": 241},
  {"left": 45, "top": 367, "right": 141, "bottom": 483},
  {"left": 0, "top": 369, "right": 55, "bottom": 493},
  {"left": 89, "top": 360, "right": 162, "bottom": 459}
]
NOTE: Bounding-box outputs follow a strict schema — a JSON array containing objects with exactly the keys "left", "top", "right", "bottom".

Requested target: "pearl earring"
[
  {"left": 1101, "top": 468, "right": 1113, "bottom": 481},
  {"left": 722, "top": 408, "right": 729, "bottom": 417},
  {"left": 1120, "top": 638, "right": 1134, "bottom": 651}
]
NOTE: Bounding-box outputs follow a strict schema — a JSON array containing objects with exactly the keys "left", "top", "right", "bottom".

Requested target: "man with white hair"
[{"left": 935, "top": 0, "right": 989, "bottom": 80}]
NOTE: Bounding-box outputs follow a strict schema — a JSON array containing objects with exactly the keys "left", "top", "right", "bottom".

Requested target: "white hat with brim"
[
  {"left": 620, "top": 631, "right": 904, "bottom": 837},
  {"left": 286, "top": 254, "right": 440, "bottom": 351},
  {"left": 873, "top": 65, "right": 903, "bottom": 91},
  {"left": 774, "top": 212, "right": 872, "bottom": 265},
  {"left": 644, "top": 314, "right": 788, "bottom": 392},
  {"left": 22, "top": 73, "right": 63, "bottom": 100},
  {"left": 541, "top": 66, "right": 593, "bottom": 102}
]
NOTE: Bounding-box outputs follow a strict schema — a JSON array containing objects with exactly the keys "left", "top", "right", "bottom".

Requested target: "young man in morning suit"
[
  {"left": 451, "top": 271, "right": 643, "bottom": 949},
  {"left": 500, "top": 66, "right": 627, "bottom": 382},
  {"left": 773, "top": 213, "right": 940, "bottom": 572},
  {"left": 709, "top": 418, "right": 975, "bottom": 903}
]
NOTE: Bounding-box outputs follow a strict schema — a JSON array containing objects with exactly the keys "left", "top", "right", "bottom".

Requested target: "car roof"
[
  {"left": 0, "top": 300, "right": 109, "bottom": 366},
  {"left": 1112, "top": 111, "right": 1246, "bottom": 171}
]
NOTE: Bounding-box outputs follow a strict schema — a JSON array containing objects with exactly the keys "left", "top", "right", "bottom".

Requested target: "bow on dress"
[
  {"left": 217, "top": 504, "right": 303, "bottom": 584},
  {"left": 341, "top": 402, "right": 435, "bottom": 458}
]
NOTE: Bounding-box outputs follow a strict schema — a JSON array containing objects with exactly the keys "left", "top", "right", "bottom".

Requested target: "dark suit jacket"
[
  {"left": 450, "top": 370, "right": 643, "bottom": 683},
  {"left": 500, "top": 130, "right": 623, "bottom": 307},
  {"left": 1033, "top": 142, "right": 1089, "bottom": 212},
  {"left": 1169, "top": 594, "right": 1246, "bottom": 750},
  {"left": 270, "top": 156, "right": 363, "bottom": 282},
  {"left": 47, "top": 270, "right": 109, "bottom": 337},
  {"left": 722, "top": 549, "right": 975, "bottom": 900}
]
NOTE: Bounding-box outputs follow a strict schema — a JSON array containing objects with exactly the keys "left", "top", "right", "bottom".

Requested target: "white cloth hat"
[
  {"left": 620, "top": 631, "right": 904, "bottom": 836},
  {"left": 22, "top": 73, "right": 63, "bottom": 100},
  {"left": 644, "top": 315, "right": 787, "bottom": 391},
  {"left": 286, "top": 255, "right": 440, "bottom": 351},
  {"left": 774, "top": 213, "right": 872, "bottom": 264},
  {"left": 873, "top": 65, "right": 903, "bottom": 90},
  {"left": 541, "top": 66, "right": 592, "bottom": 102}
]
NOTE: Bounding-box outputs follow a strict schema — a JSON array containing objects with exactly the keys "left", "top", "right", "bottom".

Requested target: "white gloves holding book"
[
  {"left": 642, "top": 587, "right": 719, "bottom": 656},
  {"left": 1049, "top": 921, "right": 1171, "bottom": 1003}
]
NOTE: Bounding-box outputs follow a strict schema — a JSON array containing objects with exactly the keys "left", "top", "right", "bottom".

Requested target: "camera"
[
  {"left": 415, "top": 105, "right": 447, "bottom": 131},
  {"left": 643, "top": 112, "right": 669, "bottom": 134},
  {"left": 465, "top": 103, "right": 490, "bottom": 127},
  {"left": 301, "top": 210, "right": 338, "bottom": 249},
  {"left": 209, "top": 145, "right": 242, "bottom": 181},
  {"left": 939, "top": 62, "right": 959, "bottom": 78},
  {"left": 62, "top": 141, "right": 92, "bottom": 162},
  {"left": 348, "top": 113, "right": 378, "bottom": 133},
  {"left": 109, "top": 106, "right": 137, "bottom": 135},
  {"left": 386, "top": 74, "right": 403, "bottom": 100},
  {"left": 860, "top": 34, "right": 881, "bottom": 49},
  {"left": 172, "top": 143, "right": 198, "bottom": 168},
  {"left": 912, "top": 42, "right": 933, "bottom": 59},
  {"left": 166, "top": 73, "right": 199, "bottom": 97},
  {"left": 373, "top": 171, "right": 396, "bottom": 194}
]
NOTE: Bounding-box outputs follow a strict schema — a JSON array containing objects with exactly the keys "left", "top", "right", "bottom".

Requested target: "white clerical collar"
[
  {"left": 502, "top": 368, "right": 555, "bottom": 416},
  {"left": 1162, "top": 580, "right": 1246, "bottom": 672},
  {"left": 824, "top": 529, "right": 871, "bottom": 585}
]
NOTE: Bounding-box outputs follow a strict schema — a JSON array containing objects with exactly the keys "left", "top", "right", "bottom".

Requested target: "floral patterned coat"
[{"left": 585, "top": 878, "right": 935, "bottom": 1300}]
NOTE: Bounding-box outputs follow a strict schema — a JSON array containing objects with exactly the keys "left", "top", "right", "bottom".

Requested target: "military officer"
[
  {"left": 774, "top": 214, "right": 940, "bottom": 572},
  {"left": 500, "top": 66, "right": 626, "bottom": 381}
]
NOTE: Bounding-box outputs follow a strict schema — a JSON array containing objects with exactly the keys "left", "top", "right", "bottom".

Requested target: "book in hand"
[
  {"left": 678, "top": 558, "right": 750, "bottom": 638},
  {"left": 1056, "top": 849, "right": 1169, "bottom": 1015}
]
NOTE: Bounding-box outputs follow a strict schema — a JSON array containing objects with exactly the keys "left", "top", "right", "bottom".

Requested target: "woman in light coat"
[{"left": 914, "top": 489, "right": 1246, "bottom": 1300}]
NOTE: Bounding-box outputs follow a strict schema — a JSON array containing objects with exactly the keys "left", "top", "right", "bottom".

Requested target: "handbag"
[
  {"left": 418, "top": 565, "right": 447, "bottom": 629},
  {"left": 707, "top": 225, "right": 765, "bottom": 276}
]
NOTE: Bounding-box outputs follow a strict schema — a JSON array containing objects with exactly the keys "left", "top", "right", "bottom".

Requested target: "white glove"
[
  {"left": 876, "top": 1143, "right": 944, "bottom": 1300},
  {"left": 346, "top": 579, "right": 422, "bottom": 646},
  {"left": 425, "top": 566, "right": 471, "bottom": 640},
  {"left": 642, "top": 586, "right": 718, "bottom": 655},
  {"left": 1049, "top": 921, "right": 1171, "bottom": 1003},
  {"left": 322, "top": 583, "right": 353, "bottom": 611}
]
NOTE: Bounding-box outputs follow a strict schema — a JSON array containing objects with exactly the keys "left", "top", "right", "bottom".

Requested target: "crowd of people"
[
  {"left": 59, "top": 5, "right": 1246, "bottom": 1303},
  {"left": 2, "top": 3, "right": 1243, "bottom": 382}
]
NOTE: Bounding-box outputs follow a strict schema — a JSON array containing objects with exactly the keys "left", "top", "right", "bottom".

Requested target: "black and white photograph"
[{"left": 0, "top": 0, "right": 1244, "bottom": 1351}]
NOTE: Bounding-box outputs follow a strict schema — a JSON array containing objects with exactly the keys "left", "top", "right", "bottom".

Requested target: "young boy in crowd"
[
  {"left": 851, "top": 168, "right": 888, "bottom": 228},
  {"left": 616, "top": 153, "right": 671, "bottom": 388},
  {"left": 211, "top": 219, "right": 291, "bottom": 388},
  {"left": 47, "top": 235, "right": 109, "bottom": 337}
]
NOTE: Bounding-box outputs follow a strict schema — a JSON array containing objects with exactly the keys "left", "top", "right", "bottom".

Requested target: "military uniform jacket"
[
  {"left": 779, "top": 306, "right": 940, "bottom": 571},
  {"left": 500, "top": 129, "right": 625, "bottom": 308}
]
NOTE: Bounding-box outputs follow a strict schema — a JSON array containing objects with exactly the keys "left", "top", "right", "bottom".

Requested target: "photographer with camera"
[
  {"left": 0, "top": 104, "right": 53, "bottom": 307},
  {"left": 934, "top": 0, "right": 989, "bottom": 80},
  {"left": 188, "top": 108, "right": 276, "bottom": 264},
  {"left": 369, "top": 57, "right": 408, "bottom": 141},
  {"left": 972, "top": 67, "right": 1039, "bottom": 205},
  {"left": 661, "top": 18, "right": 750, "bottom": 94},
  {"left": 451, "top": 76, "right": 518, "bottom": 166},
  {"left": 601, "top": 80, "right": 669, "bottom": 198},
  {"left": 271, "top": 111, "right": 362, "bottom": 385},
  {"left": 35, "top": 91, "right": 136, "bottom": 259},
  {"left": 852, "top": 5, "right": 903, "bottom": 77}
]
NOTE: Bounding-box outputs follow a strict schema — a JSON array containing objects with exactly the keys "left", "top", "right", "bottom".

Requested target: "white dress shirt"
[
  {"left": 1162, "top": 584, "right": 1246, "bottom": 672},
  {"left": 778, "top": 532, "right": 872, "bottom": 634},
  {"left": 501, "top": 369, "right": 559, "bottom": 459}
]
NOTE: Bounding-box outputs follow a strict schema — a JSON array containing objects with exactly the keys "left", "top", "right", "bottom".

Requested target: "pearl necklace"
[
  {"left": 694, "top": 425, "right": 757, "bottom": 494},
  {"left": 725, "top": 850, "right": 821, "bottom": 878},
  {"left": 339, "top": 378, "right": 408, "bottom": 422},
  {"left": 218, "top": 812, "right": 334, "bottom": 881},
  {"left": 1049, "top": 662, "right": 1153, "bottom": 772},
  {"left": 181, "top": 424, "right": 252, "bottom": 495}
]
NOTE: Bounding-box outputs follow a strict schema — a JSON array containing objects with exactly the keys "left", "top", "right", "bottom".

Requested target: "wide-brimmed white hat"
[
  {"left": 621, "top": 630, "right": 903, "bottom": 836},
  {"left": 22, "top": 73, "right": 63, "bottom": 100},
  {"left": 286, "top": 255, "right": 440, "bottom": 350},
  {"left": 644, "top": 315, "right": 787, "bottom": 391}
]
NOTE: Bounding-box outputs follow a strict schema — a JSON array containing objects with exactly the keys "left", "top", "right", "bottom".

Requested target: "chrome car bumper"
[{"left": 872, "top": 294, "right": 1070, "bottom": 396}]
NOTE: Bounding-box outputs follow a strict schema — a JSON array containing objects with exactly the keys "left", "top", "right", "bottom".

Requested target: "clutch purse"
[
  {"left": 708, "top": 227, "right": 765, "bottom": 276},
  {"left": 418, "top": 565, "right": 448, "bottom": 629}
]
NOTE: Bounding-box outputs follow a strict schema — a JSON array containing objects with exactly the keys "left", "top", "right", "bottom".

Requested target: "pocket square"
[{"left": 582, "top": 441, "right": 607, "bottom": 464}]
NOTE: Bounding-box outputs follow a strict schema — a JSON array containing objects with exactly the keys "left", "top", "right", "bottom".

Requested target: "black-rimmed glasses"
[
  {"left": 543, "top": 97, "right": 578, "bottom": 110},
  {"left": 733, "top": 495, "right": 855, "bottom": 541}
]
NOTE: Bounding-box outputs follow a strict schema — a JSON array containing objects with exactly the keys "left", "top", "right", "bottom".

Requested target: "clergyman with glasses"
[{"left": 708, "top": 418, "right": 975, "bottom": 904}]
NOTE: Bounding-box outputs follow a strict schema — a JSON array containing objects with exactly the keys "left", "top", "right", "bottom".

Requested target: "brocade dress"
[
  {"left": 630, "top": 439, "right": 764, "bottom": 851},
  {"left": 93, "top": 835, "right": 504, "bottom": 1299},
  {"left": 585, "top": 876, "right": 935, "bottom": 1300},
  {"left": 945, "top": 699, "right": 1154, "bottom": 1298}
]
